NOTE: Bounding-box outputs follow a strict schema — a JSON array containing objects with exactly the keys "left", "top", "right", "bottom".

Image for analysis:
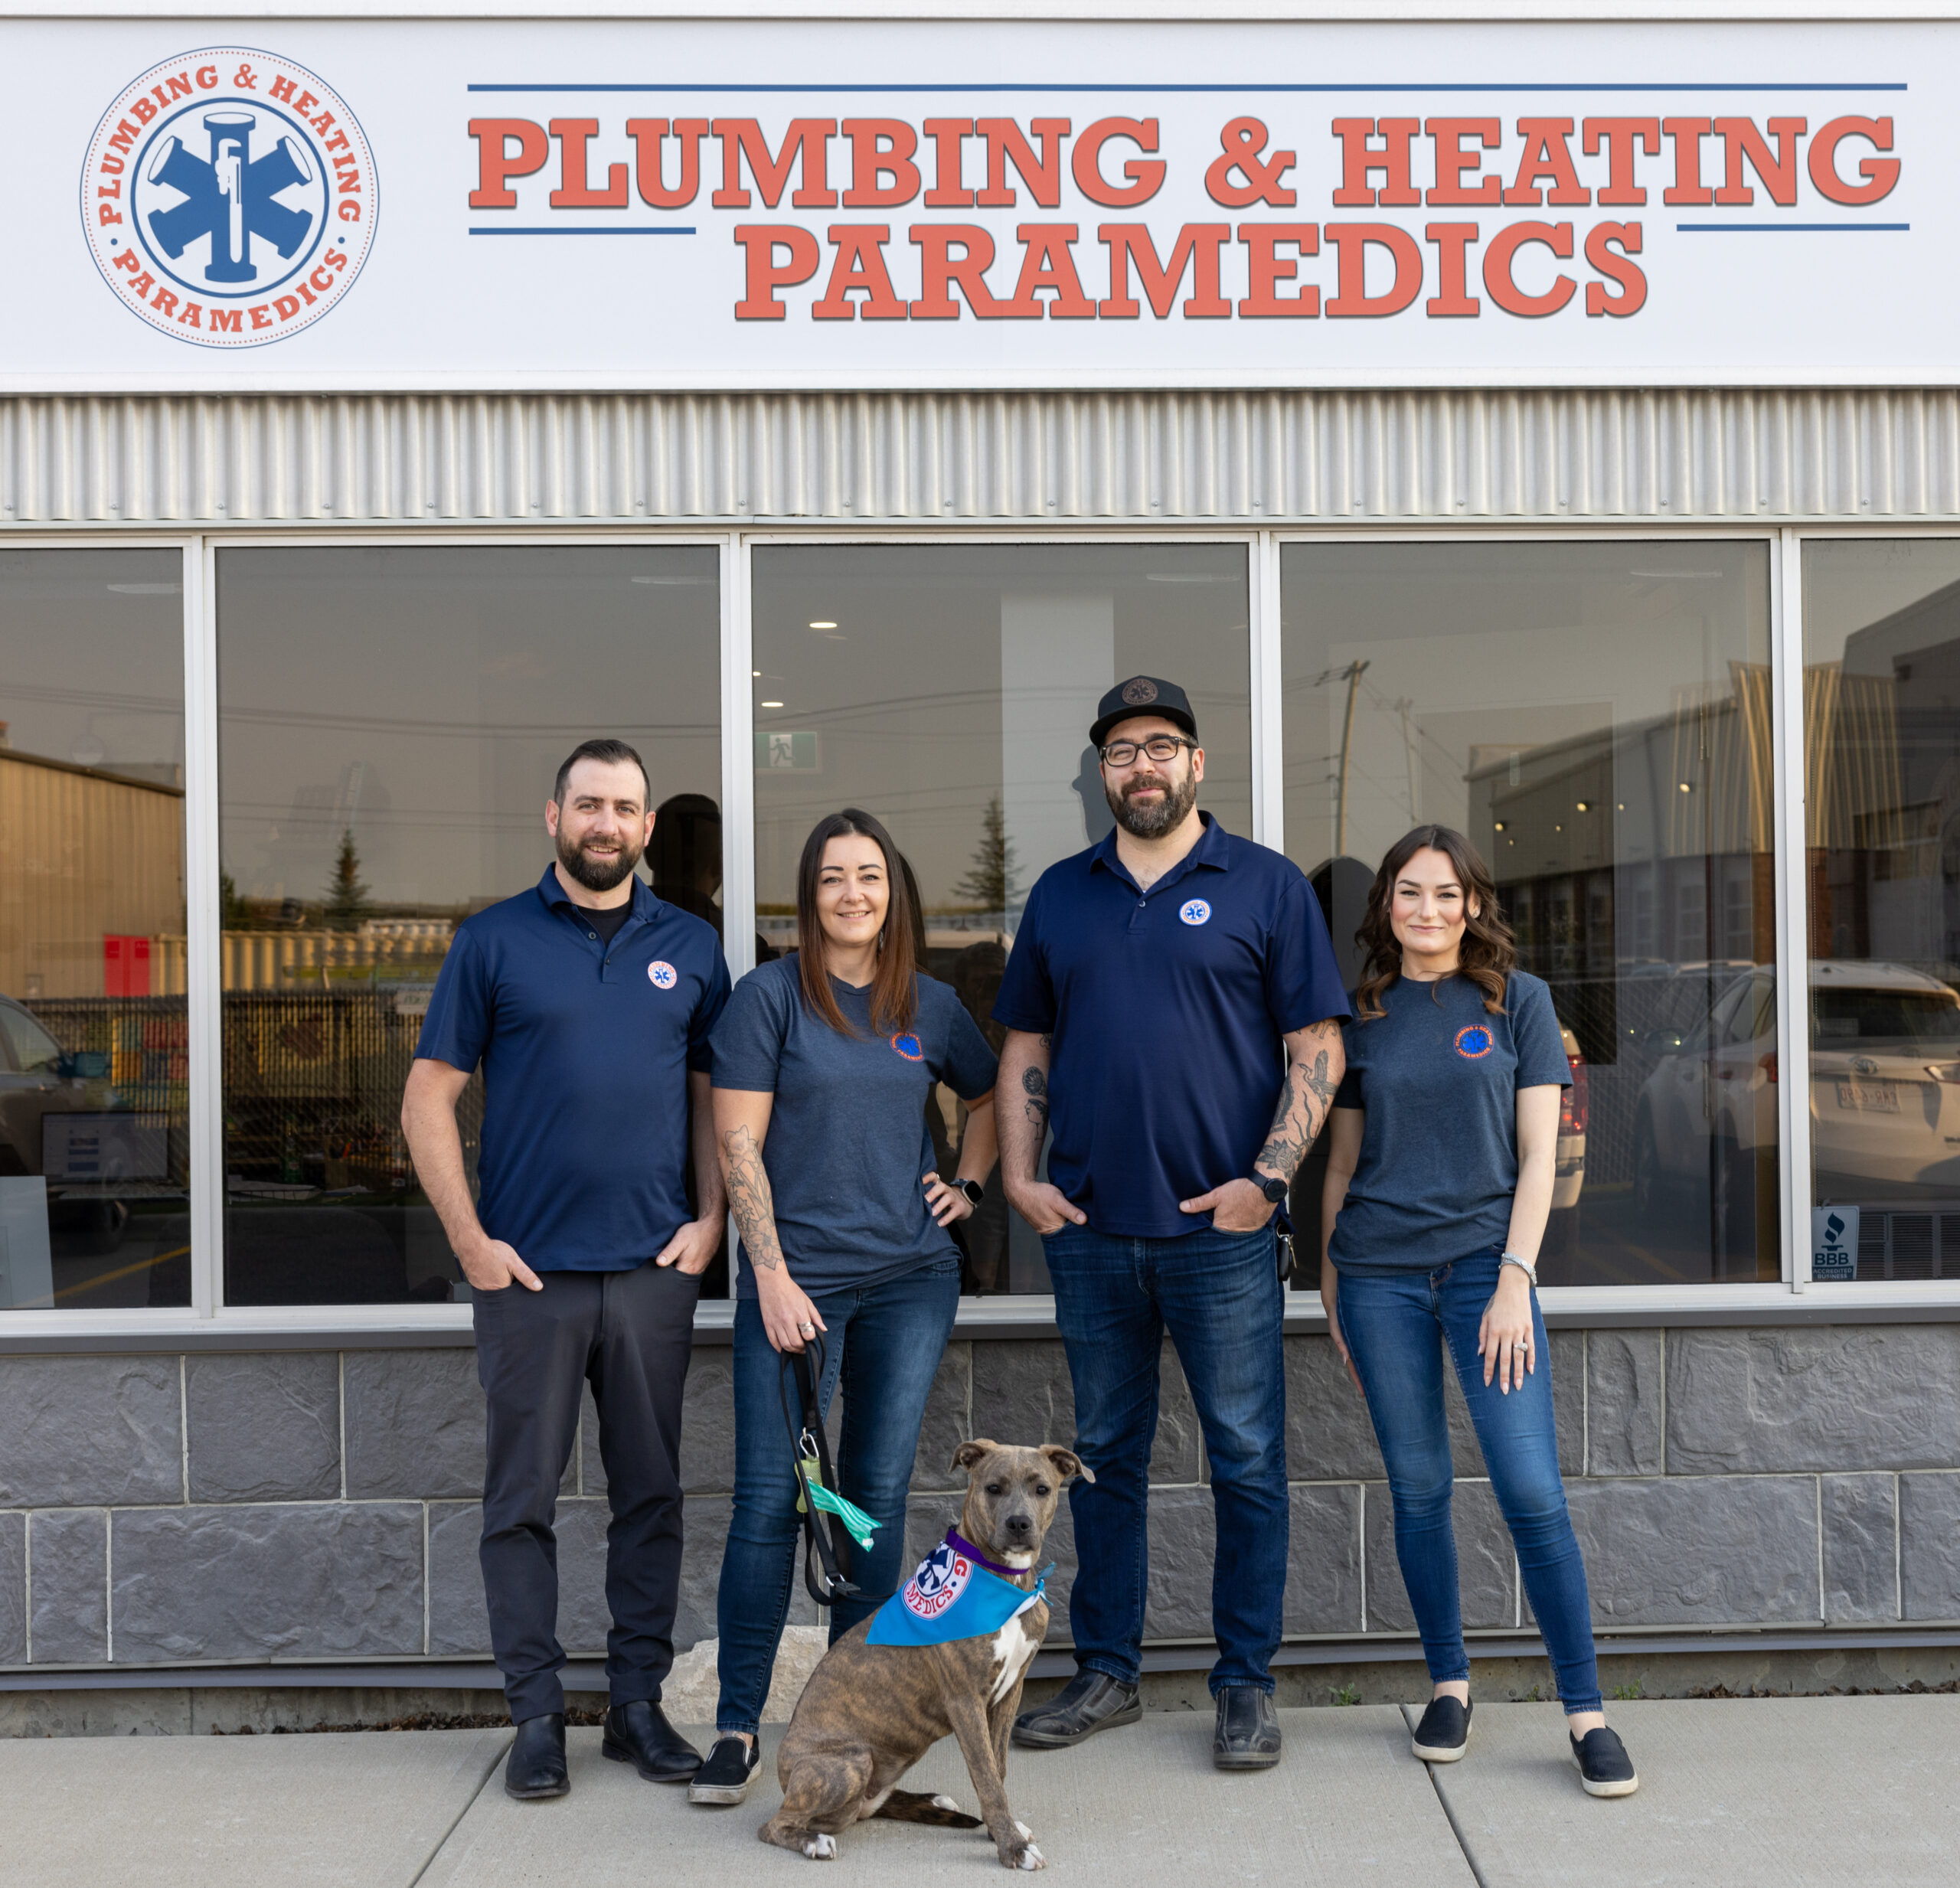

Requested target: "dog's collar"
[{"left": 946, "top": 1528, "right": 1036, "bottom": 1583}]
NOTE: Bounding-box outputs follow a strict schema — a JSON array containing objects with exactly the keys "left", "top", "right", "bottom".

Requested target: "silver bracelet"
[{"left": 1499, "top": 1253, "right": 1538, "bottom": 1289}]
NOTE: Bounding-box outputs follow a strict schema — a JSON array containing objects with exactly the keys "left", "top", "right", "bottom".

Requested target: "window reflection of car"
[
  {"left": 0, "top": 996, "right": 95, "bottom": 1176},
  {"left": 1634, "top": 961, "right": 1960, "bottom": 1260},
  {"left": 1554, "top": 1024, "right": 1586, "bottom": 1210},
  {"left": 0, "top": 995, "right": 125, "bottom": 1253}
]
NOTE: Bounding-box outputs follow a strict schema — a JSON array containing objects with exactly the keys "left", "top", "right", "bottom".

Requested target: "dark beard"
[
  {"left": 1106, "top": 767, "right": 1198, "bottom": 840},
  {"left": 557, "top": 828, "right": 643, "bottom": 892}
]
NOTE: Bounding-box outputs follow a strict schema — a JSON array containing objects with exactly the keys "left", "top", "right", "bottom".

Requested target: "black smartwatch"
[
  {"left": 950, "top": 1177, "right": 986, "bottom": 1206},
  {"left": 1252, "top": 1172, "right": 1289, "bottom": 1205}
]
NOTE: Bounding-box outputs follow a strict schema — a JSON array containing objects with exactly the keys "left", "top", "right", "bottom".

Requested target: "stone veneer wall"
[{"left": 2, "top": 1327, "right": 1958, "bottom": 1672}]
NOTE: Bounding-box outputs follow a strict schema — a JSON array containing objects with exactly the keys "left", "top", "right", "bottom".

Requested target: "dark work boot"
[
  {"left": 1213, "top": 1687, "right": 1282, "bottom": 1771},
  {"left": 602, "top": 1699, "right": 701, "bottom": 1782},
  {"left": 504, "top": 1712, "right": 570, "bottom": 1799},
  {"left": 1011, "top": 1670, "right": 1142, "bottom": 1749}
]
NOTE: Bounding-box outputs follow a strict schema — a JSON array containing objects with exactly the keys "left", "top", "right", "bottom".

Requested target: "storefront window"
[
  {"left": 0, "top": 549, "right": 190, "bottom": 1308},
  {"left": 1282, "top": 541, "right": 1775, "bottom": 1287},
  {"left": 750, "top": 543, "right": 1252, "bottom": 1293},
  {"left": 217, "top": 545, "right": 721, "bottom": 1305},
  {"left": 1802, "top": 541, "right": 1960, "bottom": 1282}
]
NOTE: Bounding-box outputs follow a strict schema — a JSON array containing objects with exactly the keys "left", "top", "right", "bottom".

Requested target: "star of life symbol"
[
  {"left": 648, "top": 960, "right": 678, "bottom": 990},
  {"left": 901, "top": 1541, "right": 972, "bottom": 1620},
  {"left": 82, "top": 49, "right": 376, "bottom": 348},
  {"left": 1179, "top": 898, "right": 1211, "bottom": 926}
]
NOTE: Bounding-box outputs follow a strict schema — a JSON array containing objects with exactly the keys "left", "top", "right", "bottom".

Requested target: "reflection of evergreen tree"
[
  {"left": 323, "top": 831, "right": 372, "bottom": 931},
  {"left": 955, "top": 795, "right": 1018, "bottom": 910},
  {"left": 220, "top": 872, "right": 256, "bottom": 931}
]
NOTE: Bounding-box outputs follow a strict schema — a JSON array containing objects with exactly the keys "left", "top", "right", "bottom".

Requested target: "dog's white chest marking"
[{"left": 988, "top": 1615, "right": 1040, "bottom": 1704}]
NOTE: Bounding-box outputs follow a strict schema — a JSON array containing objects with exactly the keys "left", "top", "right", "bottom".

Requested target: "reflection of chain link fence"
[
  {"left": 221, "top": 989, "right": 479, "bottom": 1189},
  {"left": 29, "top": 997, "right": 191, "bottom": 1182}
]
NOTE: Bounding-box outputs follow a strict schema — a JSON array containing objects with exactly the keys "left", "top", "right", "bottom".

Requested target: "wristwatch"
[
  {"left": 1252, "top": 1172, "right": 1289, "bottom": 1205},
  {"left": 950, "top": 1177, "right": 986, "bottom": 1206}
]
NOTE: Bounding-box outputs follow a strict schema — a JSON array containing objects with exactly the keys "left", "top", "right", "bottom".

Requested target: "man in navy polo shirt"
[
  {"left": 401, "top": 739, "right": 729, "bottom": 1801},
  {"left": 994, "top": 677, "right": 1348, "bottom": 1771}
]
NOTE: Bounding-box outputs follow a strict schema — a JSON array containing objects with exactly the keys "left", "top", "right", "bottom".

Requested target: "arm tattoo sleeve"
[
  {"left": 1255, "top": 1047, "right": 1338, "bottom": 1183},
  {"left": 721, "top": 1123, "right": 786, "bottom": 1272},
  {"left": 1021, "top": 1064, "right": 1050, "bottom": 1138}
]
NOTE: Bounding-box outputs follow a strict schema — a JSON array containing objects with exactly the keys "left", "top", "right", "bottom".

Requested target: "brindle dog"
[{"left": 760, "top": 1440, "right": 1089, "bottom": 1870}]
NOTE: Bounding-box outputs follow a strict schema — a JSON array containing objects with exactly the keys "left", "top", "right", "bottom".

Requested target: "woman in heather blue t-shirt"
[
  {"left": 691, "top": 808, "right": 998, "bottom": 1806},
  {"left": 1320, "top": 825, "right": 1638, "bottom": 1800}
]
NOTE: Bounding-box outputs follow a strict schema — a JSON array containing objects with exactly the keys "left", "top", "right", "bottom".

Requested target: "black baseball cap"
[{"left": 1090, "top": 675, "right": 1198, "bottom": 750}]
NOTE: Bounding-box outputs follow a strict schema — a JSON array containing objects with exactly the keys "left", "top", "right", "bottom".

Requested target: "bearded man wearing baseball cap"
[{"left": 991, "top": 675, "right": 1349, "bottom": 1769}]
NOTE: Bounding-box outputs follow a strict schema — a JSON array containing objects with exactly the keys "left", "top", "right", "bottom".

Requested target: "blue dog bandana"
[{"left": 864, "top": 1531, "right": 1048, "bottom": 1648}]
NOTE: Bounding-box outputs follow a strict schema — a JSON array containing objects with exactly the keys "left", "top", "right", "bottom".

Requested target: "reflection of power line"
[{"left": 1310, "top": 662, "right": 1369, "bottom": 855}]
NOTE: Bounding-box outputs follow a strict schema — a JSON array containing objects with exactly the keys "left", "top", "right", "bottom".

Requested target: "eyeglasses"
[{"left": 1099, "top": 735, "right": 1197, "bottom": 767}]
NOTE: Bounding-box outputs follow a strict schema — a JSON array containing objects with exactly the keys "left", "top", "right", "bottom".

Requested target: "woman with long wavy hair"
[
  {"left": 1319, "top": 825, "right": 1638, "bottom": 1798},
  {"left": 691, "top": 808, "right": 998, "bottom": 1808}
]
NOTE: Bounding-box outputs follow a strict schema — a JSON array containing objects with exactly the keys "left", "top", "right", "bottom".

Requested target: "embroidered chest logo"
[
  {"left": 648, "top": 961, "right": 678, "bottom": 991},
  {"left": 1179, "top": 898, "right": 1211, "bottom": 926},
  {"left": 891, "top": 1031, "right": 925, "bottom": 1061},
  {"left": 901, "top": 1541, "right": 972, "bottom": 1621},
  {"left": 1454, "top": 1024, "right": 1494, "bottom": 1060}
]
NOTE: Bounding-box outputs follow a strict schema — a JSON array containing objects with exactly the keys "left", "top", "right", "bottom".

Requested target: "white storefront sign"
[{"left": 5, "top": 15, "right": 1956, "bottom": 390}]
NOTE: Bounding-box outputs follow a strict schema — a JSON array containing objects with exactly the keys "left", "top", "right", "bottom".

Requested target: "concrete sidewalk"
[{"left": 3, "top": 1699, "right": 1956, "bottom": 1886}]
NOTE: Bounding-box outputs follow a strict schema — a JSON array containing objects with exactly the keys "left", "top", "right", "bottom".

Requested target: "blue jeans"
[
  {"left": 1044, "top": 1224, "right": 1288, "bottom": 1697},
  {"left": 714, "top": 1255, "right": 960, "bottom": 1735},
  {"left": 1335, "top": 1247, "right": 1602, "bottom": 1714}
]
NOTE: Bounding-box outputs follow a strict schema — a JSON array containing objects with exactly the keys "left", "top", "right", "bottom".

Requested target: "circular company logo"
[
  {"left": 1120, "top": 677, "right": 1159, "bottom": 706},
  {"left": 1454, "top": 1024, "right": 1494, "bottom": 1060},
  {"left": 81, "top": 48, "right": 376, "bottom": 348},
  {"left": 891, "top": 1031, "right": 925, "bottom": 1061},
  {"left": 648, "top": 961, "right": 678, "bottom": 991},
  {"left": 1179, "top": 899, "right": 1211, "bottom": 926},
  {"left": 901, "top": 1542, "right": 972, "bottom": 1621}
]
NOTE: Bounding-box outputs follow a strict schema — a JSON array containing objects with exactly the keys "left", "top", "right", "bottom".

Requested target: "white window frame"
[{"left": 3, "top": 515, "right": 1958, "bottom": 1344}]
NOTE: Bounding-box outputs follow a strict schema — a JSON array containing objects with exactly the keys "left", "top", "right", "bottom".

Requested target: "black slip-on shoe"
[
  {"left": 602, "top": 1700, "right": 701, "bottom": 1782},
  {"left": 1571, "top": 1726, "right": 1639, "bottom": 1798},
  {"left": 1011, "top": 1671, "right": 1142, "bottom": 1749},
  {"left": 1213, "top": 1687, "right": 1282, "bottom": 1771},
  {"left": 504, "top": 1712, "right": 570, "bottom": 1800},
  {"left": 1411, "top": 1696, "right": 1472, "bottom": 1763},
  {"left": 688, "top": 1735, "right": 763, "bottom": 1806}
]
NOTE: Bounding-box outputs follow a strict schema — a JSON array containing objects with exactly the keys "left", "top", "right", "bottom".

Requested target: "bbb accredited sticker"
[{"left": 81, "top": 47, "right": 376, "bottom": 347}]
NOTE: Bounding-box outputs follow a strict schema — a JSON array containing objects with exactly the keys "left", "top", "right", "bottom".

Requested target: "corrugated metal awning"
[{"left": 5, "top": 387, "right": 1958, "bottom": 528}]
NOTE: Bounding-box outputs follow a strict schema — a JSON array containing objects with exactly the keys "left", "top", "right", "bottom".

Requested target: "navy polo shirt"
[
  {"left": 992, "top": 815, "right": 1349, "bottom": 1238},
  {"left": 415, "top": 865, "right": 730, "bottom": 1271}
]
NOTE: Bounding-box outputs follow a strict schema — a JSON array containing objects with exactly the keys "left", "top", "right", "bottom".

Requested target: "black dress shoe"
[
  {"left": 688, "top": 1735, "right": 763, "bottom": 1806},
  {"left": 602, "top": 1700, "right": 701, "bottom": 1782},
  {"left": 1011, "top": 1670, "right": 1142, "bottom": 1749},
  {"left": 505, "top": 1713, "right": 570, "bottom": 1800},
  {"left": 1213, "top": 1687, "right": 1282, "bottom": 1770}
]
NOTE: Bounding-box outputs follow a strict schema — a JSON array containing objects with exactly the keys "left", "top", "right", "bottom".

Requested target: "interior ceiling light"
[
  {"left": 1678, "top": 781, "right": 1693, "bottom": 793},
  {"left": 760, "top": 700, "right": 785, "bottom": 708},
  {"left": 1493, "top": 821, "right": 1507, "bottom": 831},
  {"left": 808, "top": 619, "right": 838, "bottom": 629},
  {"left": 1576, "top": 800, "right": 1590, "bottom": 812}
]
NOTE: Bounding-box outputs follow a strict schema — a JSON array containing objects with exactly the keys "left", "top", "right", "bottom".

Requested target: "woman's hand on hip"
[
  {"left": 924, "top": 1174, "right": 973, "bottom": 1228},
  {"left": 1478, "top": 1269, "right": 1536, "bottom": 1394},
  {"left": 755, "top": 1267, "right": 827, "bottom": 1354},
  {"left": 1319, "top": 1269, "right": 1364, "bottom": 1396}
]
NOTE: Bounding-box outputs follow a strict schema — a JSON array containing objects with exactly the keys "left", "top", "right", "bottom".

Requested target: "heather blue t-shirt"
[
  {"left": 710, "top": 959, "right": 999, "bottom": 1298},
  {"left": 1328, "top": 970, "right": 1571, "bottom": 1276}
]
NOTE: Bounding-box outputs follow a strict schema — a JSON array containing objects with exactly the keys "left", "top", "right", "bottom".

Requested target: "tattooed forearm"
[
  {"left": 720, "top": 1124, "right": 785, "bottom": 1272},
  {"left": 1021, "top": 1064, "right": 1050, "bottom": 1137},
  {"left": 1255, "top": 1045, "right": 1341, "bottom": 1184}
]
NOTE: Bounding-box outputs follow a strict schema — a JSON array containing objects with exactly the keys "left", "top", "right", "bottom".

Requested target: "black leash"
[{"left": 778, "top": 1334, "right": 861, "bottom": 1606}]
